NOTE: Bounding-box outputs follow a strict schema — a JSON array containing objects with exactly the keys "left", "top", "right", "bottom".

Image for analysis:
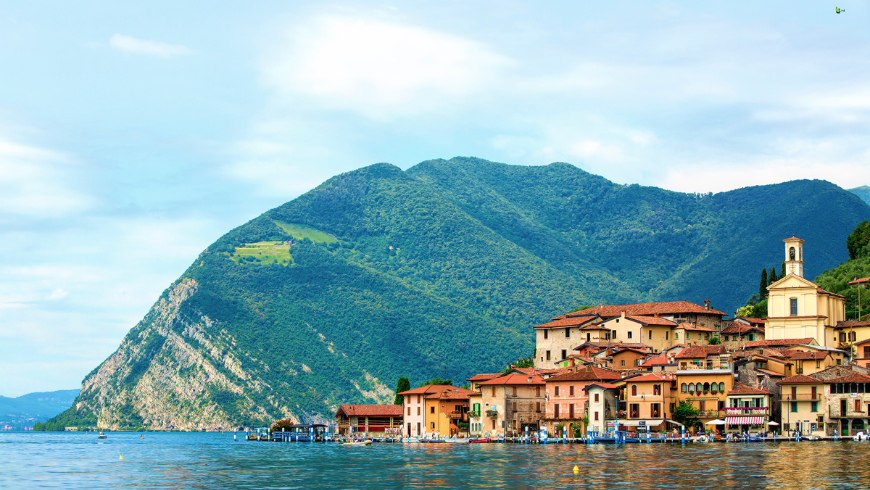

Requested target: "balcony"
[
  {"left": 781, "top": 395, "right": 822, "bottom": 401},
  {"left": 725, "top": 407, "right": 770, "bottom": 416},
  {"left": 697, "top": 410, "right": 722, "bottom": 418},
  {"left": 485, "top": 410, "right": 498, "bottom": 418},
  {"left": 468, "top": 410, "right": 481, "bottom": 418},
  {"left": 829, "top": 411, "right": 869, "bottom": 419}
]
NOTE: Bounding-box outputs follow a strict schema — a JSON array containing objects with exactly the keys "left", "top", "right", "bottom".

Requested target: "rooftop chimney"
[{"left": 704, "top": 299, "right": 711, "bottom": 310}]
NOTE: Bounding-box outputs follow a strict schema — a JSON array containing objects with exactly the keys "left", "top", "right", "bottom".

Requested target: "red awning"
[{"left": 725, "top": 416, "right": 763, "bottom": 425}]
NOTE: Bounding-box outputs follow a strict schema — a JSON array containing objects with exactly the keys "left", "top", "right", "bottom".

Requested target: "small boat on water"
[
  {"left": 401, "top": 437, "right": 420, "bottom": 443},
  {"left": 343, "top": 441, "right": 371, "bottom": 447},
  {"left": 97, "top": 432, "right": 107, "bottom": 439},
  {"left": 468, "top": 438, "right": 490, "bottom": 444}
]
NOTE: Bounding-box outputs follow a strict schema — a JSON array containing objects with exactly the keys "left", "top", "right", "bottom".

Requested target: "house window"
[
  {"left": 612, "top": 330, "right": 618, "bottom": 338},
  {"left": 417, "top": 407, "right": 421, "bottom": 416},
  {"left": 536, "top": 402, "right": 541, "bottom": 412},
  {"left": 561, "top": 349, "right": 567, "bottom": 360},
  {"left": 811, "top": 401, "right": 818, "bottom": 412},
  {"left": 587, "top": 333, "right": 591, "bottom": 342},
  {"left": 621, "top": 360, "right": 625, "bottom": 366},
  {"left": 569, "top": 404, "right": 575, "bottom": 418},
  {"left": 856, "top": 400, "right": 862, "bottom": 412},
  {"left": 816, "top": 361, "right": 821, "bottom": 368},
  {"left": 536, "top": 386, "right": 541, "bottom": 397},
  {"left": 631, "top": 385, "right": 637, "bottom": 396},
  {"left": 649, "top": 331, "right": 653, "bottom": 340},
  {"left": 666, "top": 331, "right": 669, "bottom": 340},
  {"left": 791, "top": 402, "right": 798, "bottom": 413},
  {"left": 594, "top": 411, "right": 599, "bottom": 421},
  {"left": 675, "top": 333, "right": 679, "bottom": 340},
  {"left": 417, "top": 395, "right": 421, "bottom": 403},
  {"left": 407, "top": 407, "right": 410, "bottom": 415},
  {"left": 594, "top": 393, "right": 600, "bottom": 402},
  {"left": 554, "top": 404, "right": 560, "bottom": 418},
  {"left": 544, "top": 330, "right": 548, "bottom": 339},
  {"left": 628, "top": 331, "right": 633, "bottom": 339},
  {"left": 430, "top": 406, "right": 435, "bottom": 414},
  {"left": 719, "top": 382, "right": 725, "bottom": 392},
  {"left": 570, "top": 385, "right": 575, "bottom": 396},
  {"left": 431, "top": 422, "right": 435, "bottom": 429},
  {"left": 566, "top": 328, "right": 570, "bottom": 338},
  {"left": 492, "top": 420, "right": 496, "bottom": 430},
  {"left": 555, "top": 386, "right": 560, "bottom": 397},
  {"left": 790, "top": 298, "right": 798, "bottom": 316},
  {"left": 492, "top": 387, "right": 496, "bottom": 396},
  {"left": 546, "top": 351, "right": 551, "bottom": 361},
  {"left": 681, "top": 383, "right": 687, "bottom": 393},
  {"left": 512, "top": 387, "right": 517, "bottom": 396}
]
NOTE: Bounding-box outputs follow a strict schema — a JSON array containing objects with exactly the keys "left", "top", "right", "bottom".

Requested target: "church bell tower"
[{"left": 783, "top": 235, "right": 804, "bottom": 278}]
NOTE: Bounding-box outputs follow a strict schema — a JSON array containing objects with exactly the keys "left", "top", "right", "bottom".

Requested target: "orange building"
[
  {"left": 544, "top": 365, "right": 622, "bottom": 434},
  {"left": 618, "top": 373, "right": 677, "bottom": 431},
  {"left": 423, "top": 387, "right": 473, "bottom": 437}
]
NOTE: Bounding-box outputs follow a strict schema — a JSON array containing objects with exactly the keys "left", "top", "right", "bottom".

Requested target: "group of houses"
[{"left": 335, "top": 236, "right": 870, "bottom": 439}]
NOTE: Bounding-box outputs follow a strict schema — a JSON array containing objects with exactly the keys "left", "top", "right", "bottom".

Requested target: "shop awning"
[
  {"left": 725, "top": 416, "right": 763, "bottom": 425},
  {"left": 618, "top": 419, "right": 664, "bottom": 427}
]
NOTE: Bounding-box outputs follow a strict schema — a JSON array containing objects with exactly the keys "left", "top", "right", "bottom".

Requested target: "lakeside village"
[{"left": 259, "top": 236, "right": 870, "bottom": 444}]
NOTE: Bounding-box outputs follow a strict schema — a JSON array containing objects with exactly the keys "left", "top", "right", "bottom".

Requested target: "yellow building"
[
  {"left": 423, "top": 388, "right": 473, "bottom": 437},
  {"left": 777, "top": 374, "right": 826, "bottom": 437},
  {"left": 676, "top": 369, "right": 733, "bottom": 427},
  {"left": 766, "top": 236, "right": 847, "bottom": 348},
  {"left": 599, "top": 314, "right": 677, "bottom": 352}
]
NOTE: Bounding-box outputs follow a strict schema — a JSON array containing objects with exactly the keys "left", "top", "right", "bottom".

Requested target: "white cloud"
[
  {"left": 47, "top": 288, "right": 68, "bottom": 301},
  {"left": 261, "top": 16, "right": 511, "bottom": 118},
  {"left": 0, "top": 138, "right": 95, "bottom": 219},
  {"left": 109, "top": 34, "right": 192, "bottom": 58}
]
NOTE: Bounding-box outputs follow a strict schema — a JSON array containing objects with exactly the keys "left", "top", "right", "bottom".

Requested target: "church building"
[{"left": 765, "top": 236, "right": 848, "bottom": 348}]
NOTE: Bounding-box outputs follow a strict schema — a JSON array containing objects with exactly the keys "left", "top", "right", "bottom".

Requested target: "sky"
[{"left": 1, "top": 1, "right": 869, "bottom": 397}]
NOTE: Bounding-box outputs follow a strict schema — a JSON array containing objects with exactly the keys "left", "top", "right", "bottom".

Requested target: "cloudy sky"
[{"left": 1, "top": 1, "right": 868, "bottom": 396}]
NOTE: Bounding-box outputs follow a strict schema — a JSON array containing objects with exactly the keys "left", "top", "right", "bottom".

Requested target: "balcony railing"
[
  {"left": 485, "top": 410, "right": 498, "bottom": 418},
  {"left": 468, "top": 410, "right": 481, "bottom": 418},
  {"left": 830, "top": 411, "right": 869, "bottom": 419},
  {"left": 697, "top": 410, "right": 722, "bottom": 418},
  {"left": 781, "top": 395, "right": 821, "bottom": 401},
  {"left": 725, "top": 408, "right": 770, "bottom": 416}
]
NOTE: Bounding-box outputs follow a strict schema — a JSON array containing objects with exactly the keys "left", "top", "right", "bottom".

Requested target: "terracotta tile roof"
[
  {"left": 721, "top": 323, "right": 764, "bottom": 335},
  {"left": 836, "top": 321, "right": 870, "bottom": 329},
  {"left": 641, "top": 355, "right": 673, "bottom": 367},
  {"left": 743, "top": 338, "right": 816, "bottom": 348},
  {"left": 755, "top": 368, "right": 785, "bottom": 378},
  {"left": 628, "top": 373, "right": 674, "bottom": 383},
  {"left": 624, "top": 315, "right": 678, "bottom": 326},
  {"left": 735, "top": 317, "right": 766, "bottom": 326},
  {"left": 748, "top": 353, "right": 792, "bottom": 365},
  {"left": 675, "top": 322, "right": 717, "bottom": 332},
  {"left": 583, "top": 382, "right": 621, "bottom": 391},
  {"left": 779, "top": 350, "right": 828, "bottom": 360},
  {"left": 546, "top": 365, "right": 623, "bottom": 382},
  {"left": 573, "top": 342, "right": 649, "bottom": 351},
  {"left": 848, "top": 277, "right": 870, "bottom": 286},
  {"left": 817, "top": 288, "right": 846, "bottom": 299},
  {"left": 534, "top": 315, "right": 600, "bottom": 329},
  {"left": 857, "top": 338, "right": 870, "bottom": 346},
  {"left": 424, "top": 388, "right": 474, "bottom": 400},
  {"left": 477, "top": 373, "right": 545, "bottom": 386},
  {"left": 728, "top": 383, "right": 771, "bottom": 395},
  {"left": 827, "top": 372, "right": 870, "bottom": 384},
  {"left": 566, "top": 301, "right": 726, "bottom": 318},
  {"left": 777, "top": 375, "right": 822, "bottom": 385},
  {"left": 467, "top": 373, "right": 503, "bottom": 382},
  {"left": 674, "top": 345, "right": 727, "bottom": 359},
  {"left": 397, "top": 385, "right": 456, "bottom": 396},
  {"left": 579, "top": 324, "right": 610, "bottom": 331},
  {"left": 337, "top": 404, "right": 404, "bottom": 417},
  {"left": 613, "top": 347, "right": 649, "bottom": 355}
]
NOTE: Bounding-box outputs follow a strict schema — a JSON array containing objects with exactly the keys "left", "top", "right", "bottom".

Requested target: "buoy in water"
[
  {"left": 573, "top": 465, "right": 580, "bottom": 474},
  {"left": 119, "top": 454, "right": 124, "bottom": 460}
]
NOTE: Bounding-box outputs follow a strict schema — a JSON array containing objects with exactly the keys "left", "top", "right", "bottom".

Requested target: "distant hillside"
[
  {"left": 850, "top": 186, "right": 870, "bottom": 205},
  {"left": 0, "top": 390, "right": 79, "bottom": 428},
  {"left": 50, "top": 158, "right": 870, "bottom": 430}
]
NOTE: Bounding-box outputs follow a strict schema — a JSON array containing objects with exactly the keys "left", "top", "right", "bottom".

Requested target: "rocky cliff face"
[{"left": 76, "top": 279, "right": 286, "bottom": 430}]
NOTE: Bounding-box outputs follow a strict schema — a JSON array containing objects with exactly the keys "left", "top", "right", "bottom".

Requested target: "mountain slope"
[
  {"left": 53, "top": 158, "right": 870, "bottom": 429},
  {"left": 851, "top": 185, "right": 870, "bottom": 205},
  {"left": 0, "top": 390, "right": 79, "bottom": 429}
]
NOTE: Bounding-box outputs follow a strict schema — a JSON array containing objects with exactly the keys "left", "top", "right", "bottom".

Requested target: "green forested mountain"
[
  {"left": 0, "top": 390, "right": 79, "bottom": 430},
  {"left": 50, "top": 158, "right": 870, "bottom": 430},
  {"left": 850, "top": 186, "right": 870, "bottom": 205},
  {"left": 815, "top": 220, "right": 870, "bottom": 320}
]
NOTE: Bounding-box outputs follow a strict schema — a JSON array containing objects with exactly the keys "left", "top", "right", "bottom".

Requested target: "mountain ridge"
[{"left": 48, "top": 157, "right": 870, "bottom": 430}]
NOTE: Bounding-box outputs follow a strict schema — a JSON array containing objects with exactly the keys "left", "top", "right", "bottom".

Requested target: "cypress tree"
[
  {"left": 394, "top": 377, "right": 410, "bottom": 405},
  {"left": 769, "top": 266, "right": 778, "bottom": 285},
  {"left": 780, "top": 260, "right": 786, "bottom": 278},
  {"left": 759, "top": 268, "right": 768, "bottom": 297}
]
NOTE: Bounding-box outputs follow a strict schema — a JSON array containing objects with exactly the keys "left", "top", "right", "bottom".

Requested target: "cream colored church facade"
[{"left": 765, "top": 236, "right": 852, "bottom": 349}]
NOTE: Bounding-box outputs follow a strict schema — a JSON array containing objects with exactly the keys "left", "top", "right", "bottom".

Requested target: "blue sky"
[{"left": 1, "top": 1, "right": 868, "bottom": 396}]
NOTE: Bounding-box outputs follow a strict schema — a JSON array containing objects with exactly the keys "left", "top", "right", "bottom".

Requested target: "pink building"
[{"left": 544, "top": 365, "right": 622, "bottom": 434}]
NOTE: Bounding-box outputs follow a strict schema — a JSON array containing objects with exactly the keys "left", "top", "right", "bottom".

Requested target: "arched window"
[
  {"left": 719, "top": 382, "right": 725, "bottom": 392},
  {"left": 789, "top": 247, "right": 796, "bottom": 260},
  {"left": 696, "top": 383, "right": 703, "bottom": 393},
  {"left": 710, "top": 384, "right": 717, "bottom": 394},
  {"left": 703, "top": 382, "right": 710, "bottom": 393},
  {"left": 681, "top": 383, "right": 688, "bottom": 393},
  {"left": 631, "top": 385, "right": 637, "bottom": 396},
  {"left": 688, "top": 384, "right": 695, "bottom": 393}
]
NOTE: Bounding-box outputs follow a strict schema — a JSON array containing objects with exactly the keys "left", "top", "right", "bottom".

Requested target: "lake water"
[{"left": 1, "top": 432, "right": 869, "bottom": 489}]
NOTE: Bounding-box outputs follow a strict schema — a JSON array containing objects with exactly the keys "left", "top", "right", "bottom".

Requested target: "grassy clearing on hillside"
[
  {"left": 231, "top": 241, "right": 293, "bottom": 266},
  {"left": 274, "top": 221, "right": 338, "bottom": 244}
]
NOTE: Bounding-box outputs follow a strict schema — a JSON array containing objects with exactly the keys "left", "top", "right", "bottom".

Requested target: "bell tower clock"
[{"left": 783, "top": 235, "right": 804, "bottom": 278}]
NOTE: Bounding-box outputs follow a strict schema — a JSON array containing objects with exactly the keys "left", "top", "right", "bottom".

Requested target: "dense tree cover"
[
  {"left": 814, "top": 221, "right": 870, "bottom": 321},
  {"left": 421, "top": 378, "right": 453, "bottom": 386},
  {"left": 847, "top": 220, "right": 870, "bottom": 260},
  {"left": 850, "top": 186, "right": 870, "bottom": 206},
  {"left": 62, "top": 158, "right": 870, "bottom": 425},
  {"left": 394, "top": 377, "right": 410, "bottom": 404},
  {"left": 673, "top": 401, "right": 701, "bottom": 429}
]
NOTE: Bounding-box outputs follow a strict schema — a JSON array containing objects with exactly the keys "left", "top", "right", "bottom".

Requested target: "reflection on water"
[{"left": 2, "top": 432, "right": 869, "bottom": 489}]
